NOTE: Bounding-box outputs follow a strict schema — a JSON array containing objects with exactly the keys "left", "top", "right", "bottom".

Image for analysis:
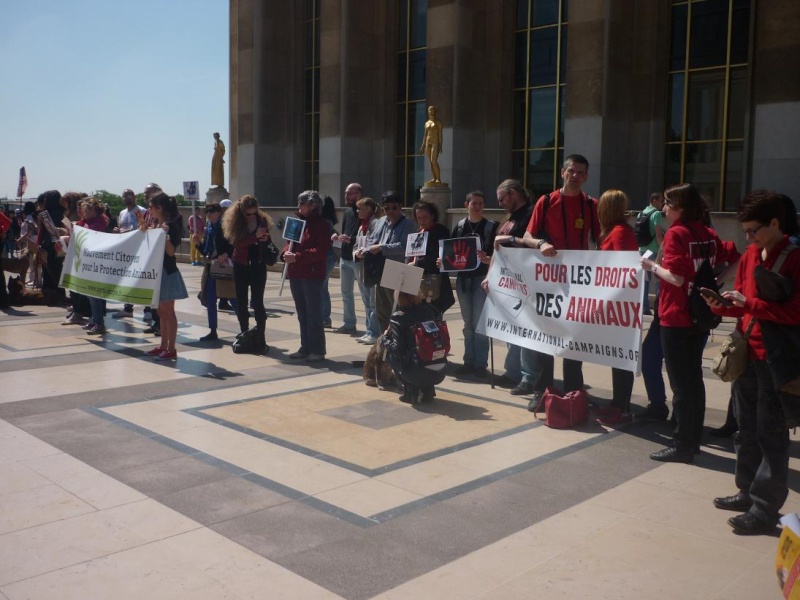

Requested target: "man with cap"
[{"left": 366, "top": 191, "right": 414, "bottom": 331}]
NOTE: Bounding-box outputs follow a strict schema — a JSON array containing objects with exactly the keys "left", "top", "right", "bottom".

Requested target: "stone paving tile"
[
  {"left": 156, "top": 475, "right": 292, "bottom": 526},
  {"left": 110, "top": 454, "right": 235, "bottom": 498}
]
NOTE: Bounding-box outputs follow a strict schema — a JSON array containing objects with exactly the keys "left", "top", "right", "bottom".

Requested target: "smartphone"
[
  {"left": 642, "top": 250, "right": 654, "bottom": 260},
  {"left": 699, "top": 287, "right": 733, "bottom": 307}
]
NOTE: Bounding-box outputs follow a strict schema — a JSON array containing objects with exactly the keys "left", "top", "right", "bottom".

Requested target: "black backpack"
[
  {"left": 635, "top": 208, "right": 655, "bottom": 246},
  {"left": 687, "top": 229, "right": 722, "bottom": 331}
]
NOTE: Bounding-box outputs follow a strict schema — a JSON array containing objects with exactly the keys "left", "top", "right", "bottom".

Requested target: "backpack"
[
  {"left": 687, "top": 229, "right": 722, "bottom": 331},
  {"left": 412, "top": 320, "right": 451, "bottom": 365},
  {"left": 538, "top": 191, "right": 597, "bottom": 249},
  {"left": 635, "top": 208, "right": 655, "bottom": 247}
]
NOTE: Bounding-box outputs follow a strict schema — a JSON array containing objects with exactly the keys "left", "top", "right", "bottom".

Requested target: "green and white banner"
[{"left": 60, "top": 226, "right": 166, "bottom": 306}]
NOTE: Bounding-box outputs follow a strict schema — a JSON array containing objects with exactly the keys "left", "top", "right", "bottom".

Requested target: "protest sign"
[
  {"left": 283, "top": 216, "right": 306, "bottom": 243},
  {"left": 477, "top": 247, "right": 645, "bottom": 372},
  {"left": 439, "top": 237, "right": 480, "bottom": 272},
  {"left": 60, "top": 226, "right": 166, "bottom": 307},
  {"left": 406, "top": 232, "right": 428, "bottom": 258}
]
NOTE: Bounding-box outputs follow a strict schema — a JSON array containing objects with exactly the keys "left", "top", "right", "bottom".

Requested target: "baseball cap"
[{"left": 220, "top": 199, "right": 232, "bottom": 208}]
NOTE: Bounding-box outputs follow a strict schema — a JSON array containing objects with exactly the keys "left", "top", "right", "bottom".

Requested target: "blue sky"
[{"left": 0, "top": 0, "right": 228, "bottom": 200}]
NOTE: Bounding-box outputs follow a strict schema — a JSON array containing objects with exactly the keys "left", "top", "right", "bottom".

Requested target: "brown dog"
[{"left": 363, "top": 336, "right": 396, "bottom": 390}]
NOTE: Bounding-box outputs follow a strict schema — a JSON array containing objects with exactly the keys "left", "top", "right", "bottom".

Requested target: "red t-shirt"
[
  {"left": 600, "top": 224, "right": 638, "bottom": 252},
  {"left": 658, "top": 220, "right": 736, "bottom": 328},
  {"left": 526, "top": 190, "right": 600, "bottom": 250},
  {"left": 711, "top": 236, "right": 800, "bottom": 360}
]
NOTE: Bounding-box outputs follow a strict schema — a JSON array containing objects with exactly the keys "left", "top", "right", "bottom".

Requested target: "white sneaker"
[
  {"left": 112, "top": 309, "right": 133, "bottom": 319},
  {"left": 359, "top": 334, "right": 378, "bottom": 345}
]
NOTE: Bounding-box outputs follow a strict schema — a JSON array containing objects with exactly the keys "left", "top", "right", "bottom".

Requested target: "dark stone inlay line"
[{"left": 82, "top": 380, "right": 620, "bottom": 528}]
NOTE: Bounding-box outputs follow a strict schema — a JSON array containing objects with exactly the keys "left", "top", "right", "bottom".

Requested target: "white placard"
[
  {"left": 380, "top": 259, "right": 424, "bottom": 295},
  {"left": 405, "top": 231, "right": 428, "bottom": 258},
  {"left": 183, "top": 181, "right": 199, "bottom": 201}
]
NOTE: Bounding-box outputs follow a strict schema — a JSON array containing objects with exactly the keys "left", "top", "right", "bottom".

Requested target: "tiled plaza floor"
[{"left": 0, "top": 263, "right": 797, "bottom": 599}]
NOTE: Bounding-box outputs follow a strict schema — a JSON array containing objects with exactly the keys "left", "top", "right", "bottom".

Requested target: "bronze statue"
[
  {"left": 419, "top": 106, "right": 444, "bottom": 186},
  {"left": 212, "top": 132, "right": 226, "bottom": 188}
]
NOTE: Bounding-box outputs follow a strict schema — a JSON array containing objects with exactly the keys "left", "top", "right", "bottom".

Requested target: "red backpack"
[{"left": 411, "top": 320, "right": 450, "bottom": 364}]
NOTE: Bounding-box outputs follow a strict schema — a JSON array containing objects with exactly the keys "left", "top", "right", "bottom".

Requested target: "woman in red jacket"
[
  {"left": 595, "top": 190, "right": 638, "bottom": 425},
  {"left": 641, "top": 183, "right": 737, "bottom": 463},
  {"left": 283, "top": 190, "right": 332, "bottom": 362}
]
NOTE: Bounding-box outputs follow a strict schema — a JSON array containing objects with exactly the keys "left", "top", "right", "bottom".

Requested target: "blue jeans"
[
  {"left": 339, "top": 258, "right": 358, "bottom": 329},
  {"left": 641, "top": 316, "right": 666, "bottom": 408},
  {"left": 290, "top": 278, "right": 326, "bottom": 355},
  {"left": 322, "top": 252, "right": 335, "bottom": 325},
  {"left": 504, "top": 343, "right": 522, "bottom": 382},
  {"left": 520, "top": 347, "right": 538, "bottom": 385},
  {"left": 89, "top": 297, "right": 105, "bottom": 327},
  {"left": 456, "top": 278, "right": 489, "bottom": 368},
  {"left": 359, "top": 277, "right": 380, "bottom": 337}
]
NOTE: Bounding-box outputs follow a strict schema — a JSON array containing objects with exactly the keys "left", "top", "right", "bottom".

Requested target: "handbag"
[
  {"left": 264, "top": 239, "right": 279, "bottom": 266},
  {"left": 712, "top": 319, "right": 755, "bottom": 382},
  {"left": 533, "top": 387, "right": 590, "bottom": 429},
  {"left": 209, "top": 263, "right": 234, "bottom": 280},
  {"left": 362, "top": 252, "right": 386, "bottom": 287}
]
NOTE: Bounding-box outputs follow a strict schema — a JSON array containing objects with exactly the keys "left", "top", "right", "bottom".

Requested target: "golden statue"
[
  {"left": 211, "top": 132, "right": 226, "bottom": 187},
  {"left": 419, "top": 105, "right": 446, "bottom": 187}
]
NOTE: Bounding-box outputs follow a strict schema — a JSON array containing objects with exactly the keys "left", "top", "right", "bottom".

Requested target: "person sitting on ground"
[{"left": 383, "top": 291, "right": 447, "bottom": 404}]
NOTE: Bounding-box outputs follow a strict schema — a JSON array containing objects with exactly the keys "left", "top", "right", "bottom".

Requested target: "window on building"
[
  {"left": 667, "top": 0, "right": 751, "bottom": 211},
  {"left": 304, "top": 0, "right": 321, "bottom": 190},
  {"left": 396, "top": 0, "right": 427, "bottom": 205},
  {"left": 512, "top": 0, "right": 568, "bottom": 199}
]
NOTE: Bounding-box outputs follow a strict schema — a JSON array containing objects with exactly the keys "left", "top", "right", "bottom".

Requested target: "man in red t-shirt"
[{"left": 516, "top": 154, "right": 600, "bottom": 409}]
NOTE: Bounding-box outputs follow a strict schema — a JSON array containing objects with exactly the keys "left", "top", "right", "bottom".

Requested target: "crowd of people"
[{"left": 1, "top": 155, "right": 799, "bottom": 538}]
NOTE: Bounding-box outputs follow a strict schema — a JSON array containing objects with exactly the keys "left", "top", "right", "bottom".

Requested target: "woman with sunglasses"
[
  {"left": 140, "top": 193, "right": 188, "bottom": 360},
  {"left": 222, "top": 195, "right": 274, "bottom": 353}
]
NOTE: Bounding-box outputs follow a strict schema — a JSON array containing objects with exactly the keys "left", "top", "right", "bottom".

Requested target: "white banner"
[
  {"left": 60, "top": 226, "right": 167, "bottom": 307},
  {"left": 477, "top": 247, "right": 645, "bottom": 372}
]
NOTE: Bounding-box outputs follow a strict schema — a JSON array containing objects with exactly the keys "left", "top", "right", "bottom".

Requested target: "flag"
[{"left": 16, "top": 167, "right": 27, "bottom": 198}]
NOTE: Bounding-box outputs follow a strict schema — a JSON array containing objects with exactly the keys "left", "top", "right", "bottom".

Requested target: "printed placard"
[
  {"left": 405, "top": 232, "right": 428, "bottom": 258},
  {"left": 439, "top": 237, "right": 481, "bottom": 272},
  {"left": 282, "top": 216, "right": 306, "bottom": 243}
]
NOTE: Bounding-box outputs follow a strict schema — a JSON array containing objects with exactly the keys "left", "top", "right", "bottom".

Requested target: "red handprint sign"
[{"left": 439, "top": 237, "right": 480, "bottom": 272}]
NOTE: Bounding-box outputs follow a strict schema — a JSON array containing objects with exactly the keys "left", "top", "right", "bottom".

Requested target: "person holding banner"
[
  {"left": 483, "top": 179, "right": 533, "bottom": 388},
  {"left": 640, "top": 183, "right": 732, "bottom": 463},
  {"left": 282, "top": 190, "right": 332, "bottom": 362},
  {"left": 222, "top": 195, "right": 274, "bottom": 353},
  {"left": 78, "top": 197, "right": 111, "bottom": 335},
  {"left": 141, "top": 193, "right": 188, "bottom": 361},
  {"left": 594, "top": 190, "right": 638, "bottom": 425},
  {"left": 352, "top": 197, "right": 382, "bottom": 345},
  {"left": 519, "top": 155, "right": 600, "bottom": 407},
  {"left": 445, "top": 191, "right": 497, "bottom": 379}
]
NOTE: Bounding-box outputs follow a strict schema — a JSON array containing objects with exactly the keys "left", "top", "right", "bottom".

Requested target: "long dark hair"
[
  {"left": 663, "top": 183, "right": 706, "bottom": 224},
  {"left": 39, "top": 190, "right": 63, "bottom": 223},
  {"left": 149, "top": 193, "right": 182, "bottom": 230},
  {"left": 322, "top": 196, "right": 338, "bottom": 225}
]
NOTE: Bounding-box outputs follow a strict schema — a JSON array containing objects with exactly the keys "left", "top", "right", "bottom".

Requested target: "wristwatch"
[{"left": 536, "top": 239, "right": 545, "bottom": 249}]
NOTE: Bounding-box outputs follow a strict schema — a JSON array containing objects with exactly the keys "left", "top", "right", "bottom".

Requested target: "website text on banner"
[
  {"left": 477, "top": 247, "right": 645, "bottom": 372},
  {"left": 60, "top": 226, "right": 167, "bottom": 307}
]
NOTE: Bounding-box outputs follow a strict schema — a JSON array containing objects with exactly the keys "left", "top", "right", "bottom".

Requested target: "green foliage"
[{"left": 94, "top": 189, "right": 124, "bottom": 215}]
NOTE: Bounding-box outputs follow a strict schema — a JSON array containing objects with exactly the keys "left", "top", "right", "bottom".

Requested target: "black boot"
[{"left": 255, "top": 322, "right": 268, "bottom": 354}]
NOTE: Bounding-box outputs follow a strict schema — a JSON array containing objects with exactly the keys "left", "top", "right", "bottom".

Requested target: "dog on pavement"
[{"left": 363, "top": 335, "right": 396, "bottom": 390}]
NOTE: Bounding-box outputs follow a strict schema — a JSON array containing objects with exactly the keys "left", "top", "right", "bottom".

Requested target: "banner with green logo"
[{"left": 59, "top": 226, "right": 167, "bottom": 307}]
